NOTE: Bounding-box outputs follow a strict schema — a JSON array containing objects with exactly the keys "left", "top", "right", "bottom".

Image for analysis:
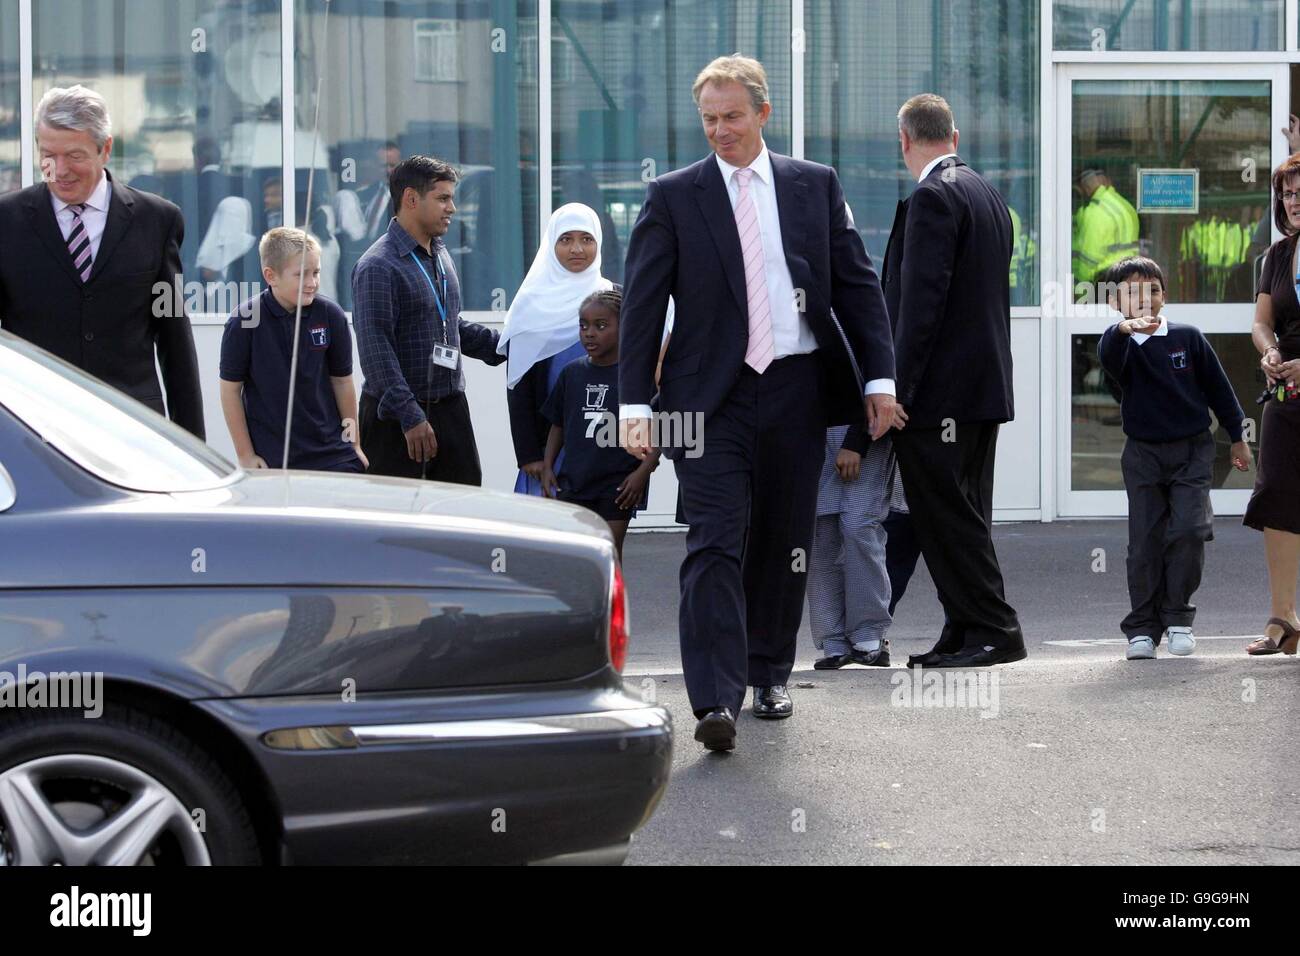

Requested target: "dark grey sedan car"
[{"left": 0, "top": 330, "right": 671, "bottom": 865}]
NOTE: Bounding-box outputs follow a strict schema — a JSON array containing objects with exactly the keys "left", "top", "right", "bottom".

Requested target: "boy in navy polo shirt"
[
  {"left": 540, "top": 288, "right": 659, "bottom": 560},
  {"left": 219, "top": 227, "right": 366, "bottom": 473},
  {"left": 1097, "top": 256, "right": 1252, "bottom": 660}
]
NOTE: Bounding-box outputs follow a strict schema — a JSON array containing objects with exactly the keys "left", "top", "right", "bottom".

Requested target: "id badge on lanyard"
[{"left": 411, "top": 250, "right": 459, "bottom": 369}]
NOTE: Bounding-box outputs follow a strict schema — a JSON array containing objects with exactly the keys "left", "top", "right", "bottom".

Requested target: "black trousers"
[
  {"left": 892, "top": 421, "right": 1023, "bottom": 653},
  {"left": 1120, "top": 432, "right": 1214, "bottom": 640},
  {"left": 359, "top": 390, "right": 483, "bottom": 486},
  {"left": 883, "top": 509, "right": 923, "bottom": 617},
  {"left": 673, "top": 354, "right": 824, "bottom": 719}
]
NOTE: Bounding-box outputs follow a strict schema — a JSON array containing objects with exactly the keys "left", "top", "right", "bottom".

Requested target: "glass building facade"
[{"left": 1, "top": 0, "right": 1297, "bottom": 521}]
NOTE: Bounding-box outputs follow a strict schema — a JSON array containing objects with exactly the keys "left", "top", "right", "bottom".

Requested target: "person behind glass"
[
  {"left": 219, "top": 227, "right": 366, "bottom": 474},
  {"left": 1097, "top": 256, "right": 1251, "bottom": 660},
  {"left": 0, "top": 85, "right": 205, "bottom": 438},
  {"left": 498, "top": 203, "right": 613, "bottom": 495},
  {"left": 540, "top": 288, "right": 659, "bottom": 560},
  {"left": 1244, "top": 155, "right": 1300, "bottom": 656},
  {"left": 352, "top": 156, "right": 505, "bottom": 484}
]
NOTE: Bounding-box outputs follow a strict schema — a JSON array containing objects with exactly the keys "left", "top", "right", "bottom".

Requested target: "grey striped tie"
[{"left": 67, "top": 203, "right": 93, "bottom": 282}]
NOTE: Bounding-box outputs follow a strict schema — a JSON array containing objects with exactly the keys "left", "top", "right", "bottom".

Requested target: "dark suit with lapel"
[
  {"left": 621, "top": 148, "right": 893, "bottom": 718},
  {"left": 0, "top": 172, "right": 205, "bottom": 437},
  {"left": 886, "top": 155, "right": 1022, "bottom": 655}
]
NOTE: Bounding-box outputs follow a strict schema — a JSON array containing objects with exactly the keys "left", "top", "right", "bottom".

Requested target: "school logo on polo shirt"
[
  {"left": 309, "top": 323, "right": 329, "bottom": 349},
  {"left": 1170, "top": 348, "right": 1188, "bottom": 370}
]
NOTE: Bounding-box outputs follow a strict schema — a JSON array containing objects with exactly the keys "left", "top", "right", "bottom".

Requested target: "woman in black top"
[{"left": 1244, "top": 154, "right": 1300, "bottom": 655}]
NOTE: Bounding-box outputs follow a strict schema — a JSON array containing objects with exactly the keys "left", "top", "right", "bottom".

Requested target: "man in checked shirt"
[{"left": 352, "top": 156, "right": 505, "bottom": 484}]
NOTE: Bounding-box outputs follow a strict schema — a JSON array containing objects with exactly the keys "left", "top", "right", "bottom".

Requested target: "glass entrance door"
[{"left": 1055, "top": 64, "right": 1289, "bottom": 516}]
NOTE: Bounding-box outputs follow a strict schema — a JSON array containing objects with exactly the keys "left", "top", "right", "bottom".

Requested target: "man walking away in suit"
[
  {"left": 0, "top": 85, "right": 204, "bottom": 437},
  {"left": 619, "top": 56, "right": 897, "bottom": 752},
  {"left": 887, "top": 94, "right": 1025, "bottom": 669}
]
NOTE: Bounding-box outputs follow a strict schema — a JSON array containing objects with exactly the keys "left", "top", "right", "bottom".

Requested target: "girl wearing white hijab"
[{"left": 499, "top": 203, "right": 613, "bottom": 496}]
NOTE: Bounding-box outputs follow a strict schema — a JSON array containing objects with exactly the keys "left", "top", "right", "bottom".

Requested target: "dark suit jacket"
[
  {"left": 884, "top": 156, "right": 1014, "bottom": 429},
  {"left": 0, "top": 172, "right": 205, "bottom": 437},
  {"left": 620, "top": 151, "right": 893, "bottom": 457}
]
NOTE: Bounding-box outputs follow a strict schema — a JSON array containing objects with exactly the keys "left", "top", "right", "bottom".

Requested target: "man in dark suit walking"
[
  {"left": 885, "top": 94, "right": 1025, "bottom": 668},
  {"left": 0, "top": 85, "right": 204, "bottom": 438},
  {"left": 619, "top": 55, "right": 897, "bottom": 752}
]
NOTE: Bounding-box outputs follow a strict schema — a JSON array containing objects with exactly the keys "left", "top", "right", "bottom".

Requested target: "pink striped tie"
[
  {"left": 67, "top": 203, "right": 93, "bottom": 282},
  {"left": 734, "top": 168, "right": 774, "bottom": 373}
]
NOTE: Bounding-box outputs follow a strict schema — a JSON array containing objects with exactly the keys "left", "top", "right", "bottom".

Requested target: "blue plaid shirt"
[{"left": 352, "top": 218, "right": 503, "bottom": 431}]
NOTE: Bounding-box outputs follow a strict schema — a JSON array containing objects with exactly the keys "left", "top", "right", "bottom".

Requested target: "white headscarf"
[{"left": 498, "top": 203, "right": 613, "bottom": 388}]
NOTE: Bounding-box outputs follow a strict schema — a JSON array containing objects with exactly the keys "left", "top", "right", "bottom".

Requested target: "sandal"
[{"left": 1246, "top": 617, "right": 1300, "bottom": 656}]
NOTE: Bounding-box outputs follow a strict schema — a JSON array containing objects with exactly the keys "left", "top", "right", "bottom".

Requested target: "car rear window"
[{"left": 0, "top": 332, "right": 238, "bottom": 492}]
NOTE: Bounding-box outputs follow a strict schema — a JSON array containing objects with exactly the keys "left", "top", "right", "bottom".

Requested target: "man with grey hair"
[
  {"left": 0, "top": 84, "right": 204, "bottom": 437},
  {"left": 884, "top": 93, "right": 1024, "bottom": 668},
  {"left": 619, "top": 54, "right": 896, "bottom": 751}
]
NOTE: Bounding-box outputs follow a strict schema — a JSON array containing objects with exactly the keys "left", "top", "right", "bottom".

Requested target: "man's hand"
[
  {"left": 1230, "top": 440, "right": 1254, "bottom": 472},
  {"left": 865, "top": 393, "right": 900, "bottom": 440},
  {"left": 620, "top": 417, "right": 653, "bottom": 460},
  {"left": 835, "top": 448, "right": 861, "bottom": 482},
  {"left": 238, "top": 453, "right": 268, "bottom": 469},
  {"left": 404, "top": 421, "right": 437, "bottom": 462}
]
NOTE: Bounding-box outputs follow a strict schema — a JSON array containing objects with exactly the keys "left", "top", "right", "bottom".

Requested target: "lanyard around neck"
[{"left": 409, "top": 249, "right": 448, "bottom": 329}]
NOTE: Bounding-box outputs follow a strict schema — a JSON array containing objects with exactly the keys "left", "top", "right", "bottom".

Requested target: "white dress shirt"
[
  {"left": 917, "top": 152, "right": 959, "bottom": 183},
  {"left": 621, "top": 142, "right": 893, "bottom": 421},
  {"left": 716, "top": 144, "right": 816, "bottom": 360},
  {"left": 50, "top": 170, "right": 111, "bottom": 264}
]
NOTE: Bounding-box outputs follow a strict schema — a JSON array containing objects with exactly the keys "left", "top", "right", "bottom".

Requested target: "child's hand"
[
  {"left": 1230, "top": 440, "right": 1254, "bottom": 472},
  {"left": 540, "top": 467, "right": 559, "bottom": 499},
  {"left": 1118, "top": 317, "right": 1160, "bottom": 336},
  {"left": 521, "top": 460, "right": 545, "bottom": 480},
  {"left": 353, "top": 445, "right": 369, "bottom": 471},
  {"left": 616, "top": 469, "right": 650, "bottom": 511},
  {"left": 239, "top": 453, "right": 268, "bottom": 469},
  {"left": 835, "top": 448, "right": 861, "bottom": 482}
]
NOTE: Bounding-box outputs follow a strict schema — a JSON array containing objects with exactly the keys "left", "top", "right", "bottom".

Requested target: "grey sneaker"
[
  {"left": 1126, "top": 636, "right": 1156, "bottom": 660},
  {"left": 1167, "top": 626, "right": 1196, "bottom": 656}
]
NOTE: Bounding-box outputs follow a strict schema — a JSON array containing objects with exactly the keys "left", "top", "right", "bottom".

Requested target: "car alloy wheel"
[{"left": 0, "top": 754, "right": 212, "bottom": 866}]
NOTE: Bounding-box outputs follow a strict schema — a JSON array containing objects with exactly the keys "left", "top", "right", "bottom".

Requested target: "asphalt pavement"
[{"left": 617, "top": 519, "right": 1300, "bottom": 865}]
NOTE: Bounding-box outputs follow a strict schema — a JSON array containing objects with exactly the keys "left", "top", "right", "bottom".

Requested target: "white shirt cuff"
[
  {"left": 864, "top": 378, "right": 895, "bottom": 397},
  {"left": 619, "top": 404, "right": 654, "bottom": 421}
]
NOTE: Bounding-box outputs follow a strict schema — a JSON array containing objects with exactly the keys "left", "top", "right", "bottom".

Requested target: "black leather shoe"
[
  {"left": 814, "top": 654, "right": 853, "bottom": 670},
  {"left": 927, "top": 644, "right": 1028, "bottom": 668},
  {"left": 752, "top": 685, "right": 793, "bottom": 719},
  {"left": 693, "top": 708, "right": 736, "bottom": 752},
  {"left": 851, "top": 640, "right": 890, "bottom": 666},
  {"left": 907, "top": 650, "right": 946, "bottom": 669}
]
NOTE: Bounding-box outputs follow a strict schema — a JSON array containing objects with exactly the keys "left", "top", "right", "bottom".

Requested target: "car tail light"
[{"left": 608, "top": 562, "right": 628, "bottom": 673}]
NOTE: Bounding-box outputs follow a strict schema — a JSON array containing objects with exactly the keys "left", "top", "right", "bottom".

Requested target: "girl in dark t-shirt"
[{"left": 540, "top": 289, "right": 660, "bottom": 560}]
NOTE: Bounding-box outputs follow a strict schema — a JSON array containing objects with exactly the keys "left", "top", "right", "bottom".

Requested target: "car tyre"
[{"left": 0, "top": 703, "right": 260, "bottom": 865}]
